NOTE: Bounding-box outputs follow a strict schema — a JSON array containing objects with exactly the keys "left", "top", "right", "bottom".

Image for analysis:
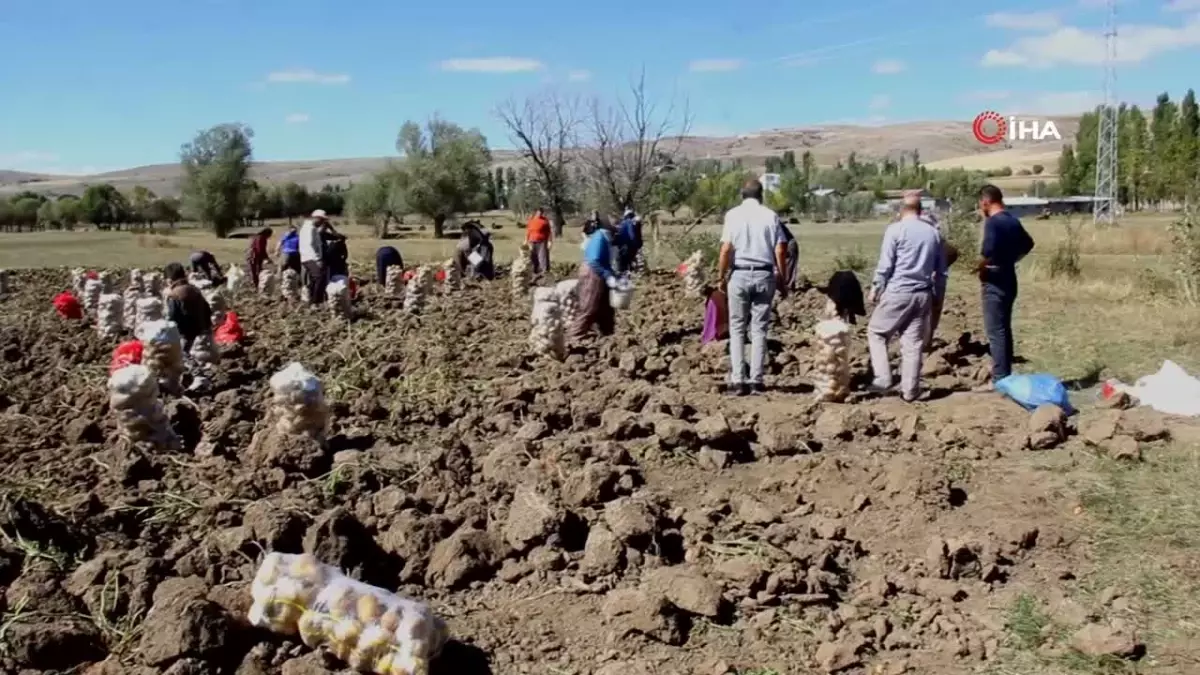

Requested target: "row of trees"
[
  {"left": 1060, "top": 89, "right": 1200, "bottom": 208},
  {"left": 0, "top": 185, "right": 182, "bottom": 232}
]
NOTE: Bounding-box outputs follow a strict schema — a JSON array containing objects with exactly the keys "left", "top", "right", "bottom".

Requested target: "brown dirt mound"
[{"left": 0, "top": 267, "right": 1090, "bottom": 674}]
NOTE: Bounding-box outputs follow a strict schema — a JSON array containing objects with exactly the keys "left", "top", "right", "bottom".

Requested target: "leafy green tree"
[
  {"left": 127, "top": 186, "right": 157, "bottom": 229},
  {"left": 80, "top": 184, "right": 129, "bottom": 229},
  {"left": 56, "top": 196, "right": 82, "bottom": 230},
  {"left": 347, "top": 171, "right": 404, "bottom": 237},
  {"left": 36, "top": 200, "right": 59, "bottom": 229},
  {"left": 648, "top": 165, "right": 697, "bottom": 216},
  {"left": 147, "top": 197, "right": 182, "bottom": 227},
  {"left": 179, "top": 123, "right": 254, "bottom": 237},
  {"left": 281, "top": 182, "right": 310, "bottom": 223},
  {"left": 11, "top": 197, "right": 41, "bottom": 230},
  {"left": 392, "top": 117, "right": 491, "bottom": 238}
]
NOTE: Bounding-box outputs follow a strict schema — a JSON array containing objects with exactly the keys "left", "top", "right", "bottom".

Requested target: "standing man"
[
  {"left": 299, "top": 209, "right": 328, "bottom": 305},
  {"left": 245, "top": 227, "right": 273, "bottom": 288},
  {"left": 717, "top": 179, "right": 788, "bottom": 396},
  {"left": 866, "top": 193, "right": 947, "bottom": 402},
  {"left": 615, "top": 208, "right": 642, "bottom": 274},
  {"left": 779, "top": 220, "right": 800, "bottom": 290},
  {"left": 976, "top": 185, "right": 1035, "bottom": 389},
  {"left": 525, "top": 207, "right": 552, "bottom": 276},
  {"left": 277, "top": 225, "right": 301, "bottom": 274}
]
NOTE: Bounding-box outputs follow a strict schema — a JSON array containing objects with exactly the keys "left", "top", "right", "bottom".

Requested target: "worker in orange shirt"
[{"left": 525, "top": 207, "right": 553, "bottom": 275}]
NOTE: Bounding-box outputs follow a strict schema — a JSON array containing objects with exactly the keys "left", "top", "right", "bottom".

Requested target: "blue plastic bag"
[{"left": 995, "top": 373, "right": 1074, "bottom": 414}]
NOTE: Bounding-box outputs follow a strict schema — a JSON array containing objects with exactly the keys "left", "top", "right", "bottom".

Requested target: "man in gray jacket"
[{"left": 866, "top": 193, "right": 948, "bottom": 401}]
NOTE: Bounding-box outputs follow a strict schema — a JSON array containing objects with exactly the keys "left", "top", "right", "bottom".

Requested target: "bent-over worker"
[
  {"left": 456, "top": 221, "right": 495, "bottom": 280},
  {"left": 571, "top": 217, "right": 624, "bottom": 339},
  {"left": 375, "top": 246, "right": 404, "bottom": 285},
  {"left": 717, "top": 179, "right": 789, "bottom": 396},
  {"left": 189, "top": 250, "right": 224, "bottom": 285},
  {"left": 164, "top": 262, "right": 213, "bottom": 354},
  {"left": 246, "top": 228, "right": 272, "bottom": 288},
  {"left": 866, "top": 193, "right": 947, "bottom": 402}
]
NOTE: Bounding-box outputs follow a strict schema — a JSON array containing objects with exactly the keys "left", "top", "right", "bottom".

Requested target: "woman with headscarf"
[
  {"left": 375, "top": 246, "right": 404, "bottom": 285},
  {"left": 246, "top": 227, "right": 273, "bottom": 288},
  {"left": 779, "top": 221, "right": 800, "bottom": 290},
  {"left": 456, "top": 221, "right": 495, "bottom": 280},
  {"left": 321, "top": 223, "right": 349, "bottom": 280},
  {"left": 571, "top": 217, "right": 626, "bottom": 338}
]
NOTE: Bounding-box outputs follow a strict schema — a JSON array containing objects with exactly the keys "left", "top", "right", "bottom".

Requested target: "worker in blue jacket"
[{"left": 571, "top": 217, "right": 627, "bottom": 338}]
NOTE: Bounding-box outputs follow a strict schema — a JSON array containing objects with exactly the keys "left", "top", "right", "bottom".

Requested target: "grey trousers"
[
  {"left": 728, "top": 270, "right": 776, "bottom": 385},
  {"left": 868, "top": 289, "right": 932, "bottom": 399},
  {"left": 530, "top": 241, "right": 550, "bottom": 275}
]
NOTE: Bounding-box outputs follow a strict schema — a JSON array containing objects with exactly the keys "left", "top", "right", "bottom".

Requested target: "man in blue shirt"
[
  {"left": 615, "top": 209, "right": 643, "bottom": 274},
  {"left": 571, "top": 217, "right": 626, "bottom": 338},
  {"left": 976, "top": 185, "right": 1035, "bottom": 387}
]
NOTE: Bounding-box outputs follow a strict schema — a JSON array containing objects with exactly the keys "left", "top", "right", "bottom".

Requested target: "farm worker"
[
  {"left": 717, "top": 179, "right": 789, "bottom": 396},
  {"left": 299, "top": 210, "right": 328, "bottom": 304},
  {"left": 245, "top": 227, "right": 272, "bottom": 288},
  {"left": 976, "top": 184, "right": 1035, "bottom": 389},
  {"left": 525, "top": 207, "right": 552, "bottom": 275},
  {"left": 865, "top": 193, "right": 947, "bottom": 402},
  {"left": 779, "top": 221, "right": 800, "bottom": 290},
  {"left": 571, "top": 216, "right": 625, "bottom": 339},
  {"left": 163, "top": 262, "right": 213, "bottom": 353},
  {"left": 321, "top": 222, "right": 349, "bottom": 279},
  {"left": 375, "top": 246, "right": 404, "bottom": 285},
  {"left": 615, "top": 209, "right": 643, "bottom": 274},
  {"left": 277, "top": 225, "right": 301, "bottom": 274},
  {"left": 189, "top": 251, "right": 224, "bottom": 284},
  {"left": 456, "top": 220, "right": 495, "bottom": 280}
]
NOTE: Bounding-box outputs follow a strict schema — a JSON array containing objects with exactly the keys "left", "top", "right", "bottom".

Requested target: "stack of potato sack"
[
  {"left": 96, "top": 293, "right": 124, "bottom": 339},
  {"left": 510, "top": 248, "right": 531, "bottom": 300},
  {"left": 281, "top": 269, "right": 301, "bottom": 302},
  {"left": 554, "top": 279, "right": 580, "bottom": 329},
  {"left": 327, "top": 279, "right": 352, "bottom": 320},
  {"left": 137, "top": 319, "right": 184, "bottom": 395},
  {"left": 269, "top": 362, "right": 329, "bottom": 442},
  {"left": 680, "top": 251, "right": 706, "bottom": 298},
  {"left": 441, "top": 258, "right": 460, "bottom": 291},
  {"left": 83, "top": 278, "right": 103, "bottom": 318},
  {"left": 98, "top": 270, "right": 116, "bottom": 294},
  {"left": 403, "top": 266, "right": 434, "bottom": 315},
  {"left": 259, "top": 269, "right": 279, "bottom": 297},
  {"left": 248, "top": 552, "right": 449, "bottom": 675},
  {"left": 384, "top": 266, "right": 404, "bottom": 297},
  {"left": 528, "top": 287, "right": 566, "bottom": 361},
  {"left": 813, "top": 318, "right": 851, "bottom": 402},
  {"left": 108, "top": 364, "right": 178, "bottom": 449},
  {"left": 71, "top": 268, "right": 87, "bottom": 297}
]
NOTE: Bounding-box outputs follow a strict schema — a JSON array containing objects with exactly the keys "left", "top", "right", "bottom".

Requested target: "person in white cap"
[{"left": 299, "top": 209, "right": 328, "bottom": 304}]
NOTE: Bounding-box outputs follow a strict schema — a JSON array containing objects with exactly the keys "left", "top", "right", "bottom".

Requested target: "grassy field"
[{"left": 3, "top": 210, "right": 1199, "bottom": 674}]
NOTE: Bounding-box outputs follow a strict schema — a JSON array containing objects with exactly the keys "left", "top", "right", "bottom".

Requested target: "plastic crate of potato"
[{"left": 248, "top": 552, "right": 448, "bottom": 675}]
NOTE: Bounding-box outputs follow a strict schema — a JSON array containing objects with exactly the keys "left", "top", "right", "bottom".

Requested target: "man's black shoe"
[
  {"left": 749, "top": 383, "right": 766, "bottom": 395},
  {"left": 725, "top": 384, "right": 749, "bottom": 397}
]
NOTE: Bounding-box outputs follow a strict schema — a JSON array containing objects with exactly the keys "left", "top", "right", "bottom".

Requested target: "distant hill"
[{"left": 1, "top": 116, "right": 1078, "bottom": 197}]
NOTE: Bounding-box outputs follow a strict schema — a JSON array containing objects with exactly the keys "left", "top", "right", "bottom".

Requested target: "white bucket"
[{"left": 610, "top": 287, "right": 633, "bottom": 309}]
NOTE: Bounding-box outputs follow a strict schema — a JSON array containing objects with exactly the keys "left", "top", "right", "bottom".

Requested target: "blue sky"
[{"left": 2, "top": 0, "right": 1198, "bottom": 174}]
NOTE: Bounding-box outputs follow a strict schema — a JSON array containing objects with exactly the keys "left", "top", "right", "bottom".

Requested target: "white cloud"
[
  {"left": 982, "top": 16, "right": 1200, "bottom": 67},
  {"left": 1165, "top": 0, "right": 1200, "bottom": 10},
  {"left": 438, "top": 57, "right": 544, "bottom": 73},
  {"left": 871, "top": 59, "right": 905, "bottom": 74},
  {"left": 266, "top": 69, "right": 351, "bottom": 85},
  {"left": 285, "top": 113, "right": 310, "bottom": 124},
  {"left": 869, "top": 94, "right": 892, "bottom": 111},
  {"left": 985, "top": 12, "right": 1061, "bottom": 30},
  {"left": 688, "top": 58, "right": 746, "bottom": 72},
  {"left": 567, "top": 69, "right": 591, "bottom": 82}
]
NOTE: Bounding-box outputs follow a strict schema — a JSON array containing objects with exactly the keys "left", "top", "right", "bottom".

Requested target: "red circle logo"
[{"left": 973, "top": 111, "right": 1007, "bottom": 145}]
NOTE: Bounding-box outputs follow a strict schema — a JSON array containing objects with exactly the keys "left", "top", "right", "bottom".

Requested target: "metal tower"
[{"left": 1094, "top": 0, "right": 1119, "bottom": 226}]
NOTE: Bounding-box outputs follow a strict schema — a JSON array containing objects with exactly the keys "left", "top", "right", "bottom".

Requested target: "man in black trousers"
[{"left": 975, "top": 185, "right": 1035, "bottom": 390}]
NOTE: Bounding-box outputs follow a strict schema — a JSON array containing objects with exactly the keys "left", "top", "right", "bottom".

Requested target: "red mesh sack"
[
  {"left": 109, "top": 341, "right": 144, "bottom": 375},
  {"left": 403, "top": 270, "right": 416, "bottom": 281},
  {"left": 53, "top": 292, "right": 84, "bottom": 320},
  {"left": 214, "top": 311, "right": 245, "bottom": 345},
  {"left": 435, "top": 269, "right": 447, "bottom": 282}
]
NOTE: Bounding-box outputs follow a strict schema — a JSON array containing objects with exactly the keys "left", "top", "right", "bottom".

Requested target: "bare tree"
[
  {"left": 495, "top": 92, "right": 583, "bottom": 236},
  {"left": 581, "top": 71, "right": 692, "bottom": 215}
]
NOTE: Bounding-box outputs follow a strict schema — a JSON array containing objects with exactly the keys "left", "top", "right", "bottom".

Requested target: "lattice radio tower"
[{"left": 1094, "top": 0, "right": 1119, "bottom": 226}]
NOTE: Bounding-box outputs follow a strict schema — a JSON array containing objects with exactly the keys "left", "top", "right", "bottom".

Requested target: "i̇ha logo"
[{"left": 972, "top": 110, "right": 1062, "bottom": 145}]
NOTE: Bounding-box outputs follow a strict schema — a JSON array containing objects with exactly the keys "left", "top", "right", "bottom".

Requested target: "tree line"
[{"left": 1060, "top": 89, "right": 1200, "bottom": 208}]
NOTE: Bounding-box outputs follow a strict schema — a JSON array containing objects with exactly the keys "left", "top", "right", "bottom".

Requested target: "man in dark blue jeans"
[{"left": 976, "top": 185, "right": 1035, "bottom": 389}]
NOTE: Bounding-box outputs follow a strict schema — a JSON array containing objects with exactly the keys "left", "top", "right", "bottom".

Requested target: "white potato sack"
[
  {"left": 383, "top": 266, "right": 404, "bottom": 297},
  {"left": 135, "top": 297, "right": 164, "bottom": 332},
  {"left": 82, "top": 278, "right": 103, "bottom": 318},
  {"left": 326, "top": 279, "right": 351, "bottom": 320},
  {"left": 554, "top": 279, "right": 580, "bottom": 332},
  {"left": 281, "top": 269, "right": 301, "bottom": 303},
  {"left": 681, "top": 250, "right": 705, "bottom": 298},
  {"left": 528, "top": 287, "right": 566, "bottom": 361},
  {"left": 70, "top": 268, "right": 88, "bottom": 297},
  {"left": 225, "top": 264, "right": 245, "bottom": 292},
  {"left": 142, "top": 271, "right": 164, "bottom": 298},
  {"left": 268, "top": 362, "right": 329, "bottom": 441},
  {"left": 403, "top": 266, "right": 434, "bottom": 315},
  {"left": 248, "top": 552, "right": 448, "bottom": 675},
  {"left": 189, "top": 330, "right": 220, "bottom": 365},
  {"left": 441, "top": 258, "right": 460, "bottom": 291},
  {"left": 96, "top": 293, "right": 123, "bottom": 339},
  {"left": 128, "top": 269, "right": 145, "bottom": 294},
  {"left": 137, "top": 319, "right": 184, "bottom": 395},
  {"left": 98, "top": 270, "right": 117, "bottom": 294},
  {"left": 259, "top": 269, "right": 279, "bottom": 297},
  {"left": 202, "top": 285, "right": 228, "bottom": 326},
  {"left": 813, "top": 318, "right": 851, "bottom": 403},
  {"left": 510, "top": 248, "right": 531, "bottom": 300},
  {"left": 107, "top": 364, "right": 179, "bottom": 449}
]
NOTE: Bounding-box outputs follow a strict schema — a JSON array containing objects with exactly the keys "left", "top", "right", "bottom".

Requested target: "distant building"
[
  {"left": 810, "top": 187, "right": 842, "bottom": 198},
  {"left": 759, "top": 173, "right": 781, "bottom": 193},
  {"left": 1003, "top": 195, "right": 1104, "bottom": 218}
]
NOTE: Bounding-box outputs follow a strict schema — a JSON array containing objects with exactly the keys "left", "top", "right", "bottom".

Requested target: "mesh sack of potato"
[
  {"left": 98, "top": 269, "right": 117, "bottom": 294},
  {"left": 327, "top": 279, "right": 352, "bottom": 320},
  {"left": 122, "top": 287, "right": 141, "bottom": 330},
  {"left": 259, "top": 269, "right": 279, "bottom": 297},
  {"left": 248, "top": 552, "right": 448, "bottom": 675},
  {"left": 142, "top": 271, "right": 164, "bottom": 298},
  {"left": 136, "top": 319, "right": 184, "bottom": 395},
  {"left": 135, "top": 297, "right": 164, "bottom": 331},
  {"left": 441, "top": 258, "right": 460, "bottom": 291},
  {"left": 70, "top": 268, "right": 88, "bottom": 297},
  {"left": 83, "top": 278, "right": 103, "bottom": 318},
  {"left": 528, "top": 287, "right": 566, "bottom": 361},
  {"left": 96, "top": 293, "right": 124, "bottom": 339},
  {"left": 680, "top": 250, "right": 706, "bottom": 298},
  {"left": 554, "top": 279, "right": 580, "bottom": 329},
  {"left": 226, "top": 264, "right": 245, "bottom": 293},
  {"left": 383, "top": 266, "right": 404, "bottom": 297},
  {"left": 813, "top": 318, "right": 851, "bottom": 403},
  {"left": 202, "top": 285, "right": 229, "bottom": 326},
  {"left": 281, "top": 269, "right": 301, "bottom": 302},
  {"left": 107, "top": 364, "right": 178, "bottom": 448},
  {"left": 403, "top": 266, "right": 434, "bottom": 315},
  {"left": 510, "top": 248, "right": 531, "bottom": 300},
  {"left": 189, "top": 330, "right": 220, "bottom": 365},
  {"left": 268, "top": 362, "right": 328, "bottom": 440}
]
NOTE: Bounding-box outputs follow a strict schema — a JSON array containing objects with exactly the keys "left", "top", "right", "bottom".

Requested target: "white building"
[{"left": 758, "top": 173, "right": 781, "bottom": 193}]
